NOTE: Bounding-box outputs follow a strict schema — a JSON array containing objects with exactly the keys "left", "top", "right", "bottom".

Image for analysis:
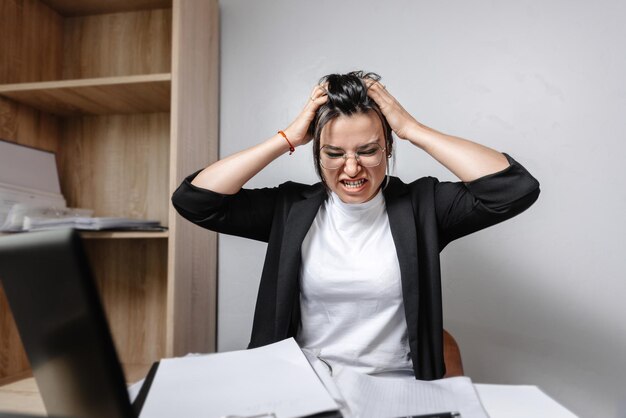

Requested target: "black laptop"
[{"left": 0, "top": 229, "right": 156, "bottom": 418}]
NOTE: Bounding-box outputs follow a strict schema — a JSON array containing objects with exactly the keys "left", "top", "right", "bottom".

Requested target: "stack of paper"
[
  {"left": 0, "top": 140, "right": 163, "bottom": 232},
  {"left": 0, "top": 140, "right": 63, "bottom": 194},
  {"left": 138, "top": 338, "right": 339, "bottom": 418},
  {"left": 23, "top": 216, "right": 164, "bottom": 231},
  {"left": 0, "top": 140, "right": 66, "bottom": 231},
  {"left": 131, "top": 338, "right": 495, "bottom": 418}
]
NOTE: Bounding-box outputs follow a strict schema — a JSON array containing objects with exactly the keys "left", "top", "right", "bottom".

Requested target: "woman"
[{"left": 171, "top": 71, "right": 540, "bottom": 380}]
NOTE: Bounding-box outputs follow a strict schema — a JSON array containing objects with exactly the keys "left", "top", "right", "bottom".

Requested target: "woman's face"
[{"left": 319, "top": 111, "right": 387, "bottom": 204}]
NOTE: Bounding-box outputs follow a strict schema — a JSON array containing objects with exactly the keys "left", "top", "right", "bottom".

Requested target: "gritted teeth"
[{"left": 342, "top": 179, "right": 366, "bottom": 188}]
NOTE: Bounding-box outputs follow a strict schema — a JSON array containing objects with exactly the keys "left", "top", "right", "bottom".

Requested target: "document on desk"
[
  {"left": 333, "top": 368, "right": 489, "bottom": 418},
  {"left": 474, "top": 384, "right": 579, "bottom": 418},
  {"left": 138, "top": 338, "right": 339, "bottom": 418}
]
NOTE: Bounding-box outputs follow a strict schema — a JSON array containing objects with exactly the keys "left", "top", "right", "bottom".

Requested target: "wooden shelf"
[
  {"left": 40, "top": 0, "right": 172, "bottom": 16},
  {"left": 80, "top": 231, "right": 169, "bottom": 239},
  {"left": 0, "top": 377, "right": 45, "bottom": 416},
  {"left": 1, "top": 231, "right": 169, "bottom": 239},
  {"left": 0, "top": 74, "right": 171, "bottom": 116}
]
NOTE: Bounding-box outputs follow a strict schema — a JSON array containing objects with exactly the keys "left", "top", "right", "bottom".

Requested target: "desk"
[
  {"left": 0, "top": 377, "right": 578, "bottom": 418},
  {"left": 0, "top": 372, "right": 577, "bottom": 418},
  {"left": 0, "top": 364, "right": 151, "bottom": 416},
  {"left": 0, "top": 377, "right": 43, "bottom": 415},
  {"left": 475, "top": 384, "right": 578, "bottom": 417}
]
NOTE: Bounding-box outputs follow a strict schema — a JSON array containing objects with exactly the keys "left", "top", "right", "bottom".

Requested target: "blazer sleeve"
[
  {"left": 434, "top": 153, "right": 540, "bottom": 250},
  {"left": 171, "top": 170, "right": 279, "bottom": 243}
]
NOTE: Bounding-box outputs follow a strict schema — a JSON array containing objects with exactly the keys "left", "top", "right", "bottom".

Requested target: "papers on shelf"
[
  {"left": 0, "top": 140, "right": 61, "bottom": 194},
  {"left": 0, "top": 183, "right": 67, "bottom": 231},
  {"left": 23, "top": 216, "right": 164, "bottom": 231},
  {"left": 138, "top": 338, "right": 339, "bottom": 418},
  {"left": 0, "top": 140, "right": 68, "bottom": 231},
  {"left": 0, "top": 140, "right": 164, "bottom": 232}
]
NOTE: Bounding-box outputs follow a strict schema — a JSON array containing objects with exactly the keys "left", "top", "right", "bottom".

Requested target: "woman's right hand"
[
  {"left": 283, "top": 83, "right": 329, "bottom": 147},
  {"left": 190, "top": 83, "right": 329, "bottom": 194}
]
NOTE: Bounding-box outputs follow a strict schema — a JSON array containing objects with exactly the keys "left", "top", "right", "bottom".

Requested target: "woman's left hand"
[{"left": 366, "top": 80, "right": 420, "bottom": 141}]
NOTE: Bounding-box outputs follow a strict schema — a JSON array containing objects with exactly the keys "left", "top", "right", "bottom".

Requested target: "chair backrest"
[{"left": 443, "top": 329, "right": 464, "bottom": 377}]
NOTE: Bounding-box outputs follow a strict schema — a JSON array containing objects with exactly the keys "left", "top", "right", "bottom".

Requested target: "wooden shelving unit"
[
  {"left": 0, "top": 74, "right": 171, "bottom": 115},
  {"left": 0, "top": 0, "right": 218, "bottom": 385}
]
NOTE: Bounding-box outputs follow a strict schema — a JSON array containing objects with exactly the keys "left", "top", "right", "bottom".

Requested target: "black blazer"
[{"left": 171, "top": 152, "right": 540, "bottom": 380}]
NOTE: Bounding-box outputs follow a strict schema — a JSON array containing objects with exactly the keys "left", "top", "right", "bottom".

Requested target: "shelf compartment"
[
  {"left": 83, "top": 239, "right": 168, "bottom": 365},
  {"left": 0, "top": 74, "right": 171, "bottom": 116},
  {"left": 58, "top": 113, "right": 171, "bottom": 227}
]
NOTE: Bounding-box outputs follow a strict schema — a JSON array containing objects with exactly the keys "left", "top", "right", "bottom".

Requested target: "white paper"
[
  {"left": 301, "top": 349, "right": 353, "bottom": 417},
  {"left": 0, "top": 140, "right": 61, "bottom": 194},
  {"left": 23, "top": 216, "right": 160, "bottom": 231},
  {"left": 139, "top": 338, "right": 338, "bottom": 418},
  {"left": 474, "top": 384, "right": 579, "bottom": 418},
  {"left": 0, "top": 184, "right": 66, "bottom": 231},
  {"left": 333, "top": 368, "right": 488, "bottom": 418}
]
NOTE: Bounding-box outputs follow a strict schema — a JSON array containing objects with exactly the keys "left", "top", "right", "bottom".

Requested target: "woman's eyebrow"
[
  {"left": 323, "top": 145, "right": 344, "bottom": 151},
  {"left": 323, "top": 141, "right": 380, "bottom": 151},
  {"left": 357, "top": 141, "right": 381, "bottom": 149}
]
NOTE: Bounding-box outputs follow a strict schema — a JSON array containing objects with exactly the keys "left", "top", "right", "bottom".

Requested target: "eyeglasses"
[{"left": 319, "top": 144, "right": 386, "bottom": 170}]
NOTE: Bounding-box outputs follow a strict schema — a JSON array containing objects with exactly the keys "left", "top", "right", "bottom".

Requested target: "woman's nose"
[{"left": 343, "top": 155, "right": 361, "bottom": 176}]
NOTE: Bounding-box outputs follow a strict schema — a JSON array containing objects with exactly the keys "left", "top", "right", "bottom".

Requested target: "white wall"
[{"left": 217, "top": 1, "right": 626, "bottom": 416}]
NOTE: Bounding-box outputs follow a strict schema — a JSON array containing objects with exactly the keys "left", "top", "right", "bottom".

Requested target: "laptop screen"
[{"left": 0, "top": 229, "right": 135, "bottom": 418}]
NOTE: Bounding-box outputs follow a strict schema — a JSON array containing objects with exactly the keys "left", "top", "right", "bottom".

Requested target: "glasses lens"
[
  {"left": 320, "top": 147, "right": 345, "bottom": 169},
  {"left": 358, "top": 145, "right": 384, "bottom": 167},
  {"left": 320, "top": 145, "right": 384, "bottom": 169}
]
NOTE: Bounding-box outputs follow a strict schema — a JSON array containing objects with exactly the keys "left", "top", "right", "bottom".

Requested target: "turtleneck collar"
[{"left": 328, "top": 188, "right": 384, "bottom": 213}]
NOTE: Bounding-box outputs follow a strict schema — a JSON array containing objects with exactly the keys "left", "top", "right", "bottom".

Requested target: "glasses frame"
[{"left": 319, "top": 143, "right": 387, "bottom": 170}]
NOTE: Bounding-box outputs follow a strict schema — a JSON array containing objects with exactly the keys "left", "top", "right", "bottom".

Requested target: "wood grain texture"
[
  {"left": 167, "top": 0, "right": 219, "bottom": 356},
  {"left": 0, "top": 363, "right": 152, "bottom": 415},
  {"left": 41, "top": 0, "right": 171, "bottom": 16},
  {"left": 0, "top": 97, "right": 60, "bottom": 152},
  {"left": 0, "top": 0, "right": 219, "bottom": 387},
  {"left": 58, "top": 113, "right": 170, "bottom": 226},
  {"left": 0, "top": 0, "right": 63, "bottom": 84},
  {"left": 0, "top": 75, "right": 171, "bottom": 116},
  {"left": 84, "top": 239, "right": 167, "bottom": 365},
  {"left": 0, "top": 377, "right": 45, "bottom": 415},
  {"left": 0, "top": 284, "right": 30, "bottom": 381},
  {"left": 62, "top": 9, "right": 172, "bottom": 79},
  {"left": 80, "top": 231, "right": 169, "bottom": 240}
]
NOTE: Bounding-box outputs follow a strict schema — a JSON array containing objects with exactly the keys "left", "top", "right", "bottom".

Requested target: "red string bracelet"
[{"left": 277, "top": 130, "right": 295, "bottom": 155}]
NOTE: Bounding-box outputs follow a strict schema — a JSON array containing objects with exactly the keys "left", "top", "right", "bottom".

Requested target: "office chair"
[{"left": 443, "top": 329, "right": 464, "bottom": 377}]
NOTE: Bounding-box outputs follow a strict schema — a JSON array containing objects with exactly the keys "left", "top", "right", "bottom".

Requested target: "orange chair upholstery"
[{"left": 443, "top": 329, "right": 464, "bottom": 377}]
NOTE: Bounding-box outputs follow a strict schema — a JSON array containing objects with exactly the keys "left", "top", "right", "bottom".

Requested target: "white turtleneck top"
[{"left": 296, "top": 189, "right": 413, "bottom": 376}]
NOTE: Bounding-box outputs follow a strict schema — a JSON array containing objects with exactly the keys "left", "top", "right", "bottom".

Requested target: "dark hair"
[{"left": 308, "top": 70, "right": 394, "bottom": 190}]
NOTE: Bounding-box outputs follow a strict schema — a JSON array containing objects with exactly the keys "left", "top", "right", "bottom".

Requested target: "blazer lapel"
[
  {"left": 274, "top": 186, "right": 326, "bottom": 339},
  {"left": 384, "top": 177, "right": 420, "bottom": 362}
]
